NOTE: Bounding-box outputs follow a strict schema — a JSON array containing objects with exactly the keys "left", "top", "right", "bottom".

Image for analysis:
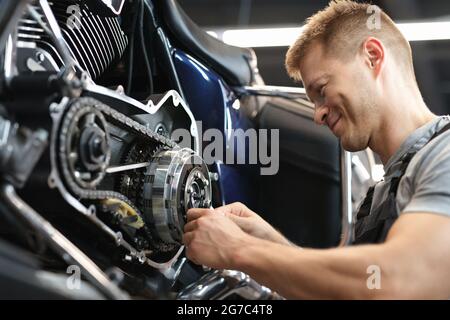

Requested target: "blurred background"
[{"left": 178, "top": 0, "right": 450, "bottom": 115}]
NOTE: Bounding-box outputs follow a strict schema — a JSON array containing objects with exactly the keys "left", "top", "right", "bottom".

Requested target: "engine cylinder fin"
[
  {"left": 81, "top": 9, "right": 109, "bottom": 71},
  {"left": 91, "top": 14, "right": 115, "bottom": 63},
  {"left": 60, "top": 27, "right": 91, "bottom": 76},
  {"left": 51, "top": 4, "right": 101, "bottom": 78},
  {"left": 16, "top": 0, "right": 128, "bottom": 79},
  {"left": 104, "top": 17, "right": 125, "bottom": 57}
]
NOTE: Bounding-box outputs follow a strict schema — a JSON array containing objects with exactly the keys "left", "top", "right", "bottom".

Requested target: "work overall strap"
[{"left": 353, "top": 122, "right": 450, "bottom": 244}]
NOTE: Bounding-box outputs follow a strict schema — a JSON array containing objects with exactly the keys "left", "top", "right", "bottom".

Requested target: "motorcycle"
[{"left": 0, "top": 0, "right": 375, "bottom": 299}]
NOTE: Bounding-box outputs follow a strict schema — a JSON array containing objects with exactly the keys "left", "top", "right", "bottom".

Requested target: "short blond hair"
[{"left": 285, "top": 0, "right": 413, "bottom": 82}]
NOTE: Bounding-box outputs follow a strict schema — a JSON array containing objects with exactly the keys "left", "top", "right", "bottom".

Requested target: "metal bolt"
[
  {"left": 35, "top": 52, "right": 45, "bottom": 63},
  {"left": 115, "top": 85, "right": 124, "bottom": 94},
  {"left": 202, "top": 265, "right": 211, "bottom": 272},
  {"left": 209, "top": 172, "right": 219, "bottom": 181}
]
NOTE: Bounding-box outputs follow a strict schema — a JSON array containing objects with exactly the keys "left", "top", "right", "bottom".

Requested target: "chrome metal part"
[
  {"left": 339, "top": 148, "right": 353, "bottom": 246},
  {"left": 144, "top": 148, "right": 212, "bottom": 245},
  {"left": 177, "top": 269, "right": 284, "bottom": 300}
]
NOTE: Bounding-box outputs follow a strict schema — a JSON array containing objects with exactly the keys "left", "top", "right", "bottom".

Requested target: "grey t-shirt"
[{"left": 369, "top": 115, "right": 450, "bottom": 218}]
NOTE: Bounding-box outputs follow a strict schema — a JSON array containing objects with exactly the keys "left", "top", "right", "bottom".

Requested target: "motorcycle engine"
[
  {"left": 49, "top": 95, "right": 211, "bottom": 265},
  {"left": 2, "top": 0, "right": 211, "bottom": 278}
]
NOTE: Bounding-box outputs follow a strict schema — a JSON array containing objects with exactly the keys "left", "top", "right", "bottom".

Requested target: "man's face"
[{"left": 299, "top": 41, "right": 378, "bottom": 152}]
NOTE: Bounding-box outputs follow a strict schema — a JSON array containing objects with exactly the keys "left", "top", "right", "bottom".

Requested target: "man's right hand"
[{"left": 214, "top": 202, "right": 294, "bottom": 246}]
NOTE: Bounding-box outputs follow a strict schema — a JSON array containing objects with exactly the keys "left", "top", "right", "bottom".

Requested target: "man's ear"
[{"left": 362, "top": 37, "right": 385, "bottom": 75}]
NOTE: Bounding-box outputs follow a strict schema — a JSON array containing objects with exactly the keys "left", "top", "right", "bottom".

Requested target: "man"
[{"left": 182, "top": 1, "right": 450, "bottom": 299}]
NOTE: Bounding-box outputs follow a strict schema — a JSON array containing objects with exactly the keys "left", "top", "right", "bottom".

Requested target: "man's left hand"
[{"left": 183, "top": 208, "right": 254, "bottom": 269}]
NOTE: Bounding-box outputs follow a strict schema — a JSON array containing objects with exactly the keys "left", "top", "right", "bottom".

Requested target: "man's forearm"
[
  {"left": 230, "top": 237, "right": 400, "bottom": 299},
  {"left": 269, "top": 229, "right": 297, "bottom": 247}
]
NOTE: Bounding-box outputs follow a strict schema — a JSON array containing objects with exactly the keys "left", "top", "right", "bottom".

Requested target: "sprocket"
[
  {"left": 118, "top": 142, "right": 177, "bottom": 252},
  {"left": 119, "top": 143, "right": 165, "bottom": 211}
]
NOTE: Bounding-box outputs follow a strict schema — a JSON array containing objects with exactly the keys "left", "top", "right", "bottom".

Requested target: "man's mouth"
[{"left": 327, "top": 114, "right": 342, "bottom": 134}]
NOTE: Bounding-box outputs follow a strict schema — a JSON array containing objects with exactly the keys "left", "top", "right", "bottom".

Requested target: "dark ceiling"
[{"left": 177, "top": 0, "right": 450, "bottom": 115}]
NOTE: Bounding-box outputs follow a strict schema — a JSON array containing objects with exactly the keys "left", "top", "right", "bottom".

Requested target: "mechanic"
[{"left": 182, "top": 0, "right": 450, "bottom": 299}]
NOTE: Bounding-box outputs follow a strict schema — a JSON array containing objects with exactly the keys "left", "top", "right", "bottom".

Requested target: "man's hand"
[
  {"left": 215, "top": 202, "right": 293, "bottom": 246},
  {"left": 183, "top": 208, "right": 255, "bottom": 269}
]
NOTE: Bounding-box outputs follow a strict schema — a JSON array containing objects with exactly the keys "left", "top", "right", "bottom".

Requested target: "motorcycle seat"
[{"left": 161, "top": 0, "right": 256, "bottom": 86}]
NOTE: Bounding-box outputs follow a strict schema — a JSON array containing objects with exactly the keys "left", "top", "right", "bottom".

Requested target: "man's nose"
[{"left": 314, "top": 105, "right": 329, "bottom": 126}]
